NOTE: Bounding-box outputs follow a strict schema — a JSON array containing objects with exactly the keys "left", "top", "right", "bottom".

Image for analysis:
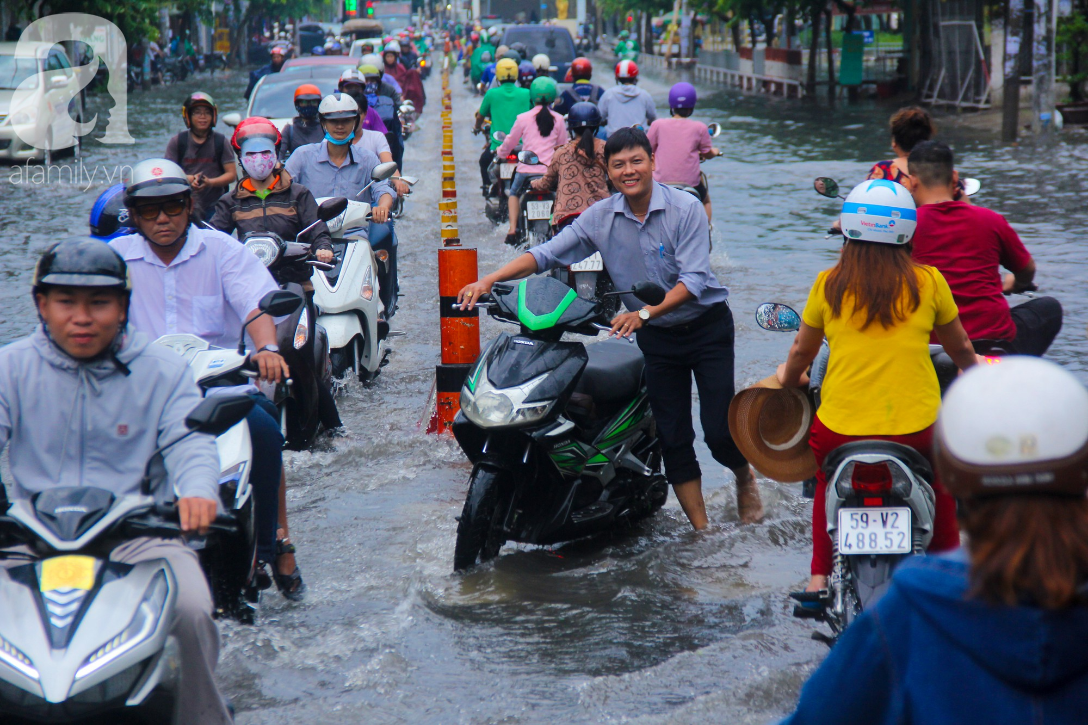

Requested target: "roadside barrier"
[{"left": 427, "top": 64, "right": 480, "bottom": 435}]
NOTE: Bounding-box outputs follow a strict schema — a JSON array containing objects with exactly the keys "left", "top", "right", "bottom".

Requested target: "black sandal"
[{"left": 272, "top": 537, "right": 307, "bottom": 602}]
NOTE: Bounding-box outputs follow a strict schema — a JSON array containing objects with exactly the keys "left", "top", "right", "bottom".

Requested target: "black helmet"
[
  {"left": 509, "top": 42, "right": 528, "bottom": 58},
  {"left": 568, "top": 102, "right": 602, "bottom": 132},
  {"left": 89, "top": 184, "right": 134, "bottom": 241},
  {"left": 33, "top": 237, "right": 132, "bottom": 293}
]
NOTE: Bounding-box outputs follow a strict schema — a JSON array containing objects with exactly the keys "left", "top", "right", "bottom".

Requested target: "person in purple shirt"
[
  {"left": 647, "top": 83, "right": 721, "bottom": 221},
  {"left": 457, "top": 128, "right": 764, "bottom": 529}
]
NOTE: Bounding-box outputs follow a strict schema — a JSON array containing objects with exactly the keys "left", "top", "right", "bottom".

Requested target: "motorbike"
[
  {"left": 512, "top": 149, "right": 552, "bottom": 248},
  {"left": 663, "top": 123, "right": 722, "bottom": 201},
  {"left": 311, "top": 161, "right": 400, "bottom": 384},
  {"left": 813, "top": 173, "right": 981, "bottom": 235},
  {"left": 241, "top": 197, "right": 347, "bottom": 449},
  {"left": 390, "top": 173, "right": 418, "bottom": 220},
  {"left": 483, "top": 130, "right": 517, "bottom": 224},
  {"left": 451, "top": 276, "right": 671, "bottom": 571},
  {"left": 754, "top": 302, "right": 995, "bottom": 646},
  {"left": 0, "top": 395, "right": 252, "bottom": 723},
  {"left": 153, "top": 290, "right": 304, "bottom": 623},
  {"left": 399, "top": 101, "right": 417, "bottom": 141}
]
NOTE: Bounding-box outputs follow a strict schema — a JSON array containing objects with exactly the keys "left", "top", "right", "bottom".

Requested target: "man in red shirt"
[{"left": 908, "top": 141, "right": 1062, "bottom": 355}]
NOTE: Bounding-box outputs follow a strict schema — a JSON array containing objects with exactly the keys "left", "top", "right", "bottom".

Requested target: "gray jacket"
[
  {"left": 598, "top": 84, "right": 658, "bottom": 137},
  {"left": 0, "top": 326, "right": 220, "bottom": 503}
]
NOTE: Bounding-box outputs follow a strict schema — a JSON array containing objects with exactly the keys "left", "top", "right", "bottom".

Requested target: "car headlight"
[
  {"left": 360, "top": 264, "right": 374, "bottom": 301},
  {"left": 460, "top": 364, "right": 553, "bottom": 428},
  {"left": 244, "top": 236, "right": 280, "bottom": 267},
  {"left": 10, "top": 107, "right": 37, "bottom": 126},
  {"left": 0, "top": 635, "right": 39, "bottom": 681},
  {"left": 293, "top": 306, "right": 309, "bottom": 349},
  {"left": 74, "top": 571, "right": 168, "bottom": 681}
]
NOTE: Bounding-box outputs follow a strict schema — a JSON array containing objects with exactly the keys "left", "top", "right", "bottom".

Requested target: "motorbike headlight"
[
  {"left": 293, "top": 307, "right": 309, "bottom": 349},
  {"left": 244, "top": 236, "right": 280, "bottom": 267},
  {"left": 461, "top": 367, "right": 553, "bottom": 429},
  {"left": 467, "top": 391, "right": 513, "bottom": 425},
  {"left": 218, "top": 461, "right": 247, "bottom": 486},
  {"left": 360, "top": 264, "right": 375, "bottom": 301},
  {"left": 0, "top": 635, "right": 39, "bottom": 681},
  {"left": 75, "top": 571, "right": 168, "bottom": 681}
]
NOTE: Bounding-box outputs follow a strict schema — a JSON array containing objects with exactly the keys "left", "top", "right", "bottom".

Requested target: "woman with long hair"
[
  {"left": 776, "top": 180, "right": 978, "bottom": 593},
  {"left": 867, "top": 106, "right": 935, "bottom": 190},
  {"left": 782, "top": 357, "right": 1088, "bottom": 724},
  {"left": 495, "top": 76, "right": 567, "bottom": 245},
  {"left": 529, "top": 101, "right": 610, "bottom": 232}
]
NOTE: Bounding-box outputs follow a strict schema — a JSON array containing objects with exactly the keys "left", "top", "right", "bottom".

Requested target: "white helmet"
[
  {"left": 383, "top": 41, "right": 400, "bottom": 54},
  {"left": 839, "top": 179, "right": 917, "bottom": 245},
  {"left": 339, "top": 68, "right": 366, "bottom": 86},
  {"left": 936, "top": 357, "right": 1088, "bottom": 498},
  {"left": 318, "top": 92, "right": 360, "bottom": 120},
  {"left": 532, "top": 53, "right": 551, "bottom": 72},
  {"left": 360, "top": 53, "right": 383, "bottom": 69},
  {"left": 124, "top": 158, "right": 190, "bottom": 204}
]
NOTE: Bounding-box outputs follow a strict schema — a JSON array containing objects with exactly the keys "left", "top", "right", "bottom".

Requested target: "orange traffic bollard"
[{"left": 429, "top": 246, "right": 480, "bottom": 434}]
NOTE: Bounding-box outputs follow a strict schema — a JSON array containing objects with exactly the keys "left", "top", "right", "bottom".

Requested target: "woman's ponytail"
[
  {"left": 577, "top": 126, "right": 597, "bottom": 161},
  {"left": 534, "top": 104, "right": 555, "bottom": 137}
]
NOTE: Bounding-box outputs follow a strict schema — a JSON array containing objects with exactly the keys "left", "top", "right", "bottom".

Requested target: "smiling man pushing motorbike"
[
  {"left": 0, "top": 239, "right": 232, "bottom": 723},
  {"left": 459, "top": 127, "right": 763, "bottom": 528}
]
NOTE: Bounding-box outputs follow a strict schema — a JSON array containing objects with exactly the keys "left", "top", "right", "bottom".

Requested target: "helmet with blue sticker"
[
  {"left": 839, "top": 179, "right": 917, "bottom": 245},
  {"left": 89, "top": 184, "right": 135, "bottom": 241}
]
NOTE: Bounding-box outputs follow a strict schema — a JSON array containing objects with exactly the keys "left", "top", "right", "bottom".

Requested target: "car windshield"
[
  {"left": 502, "top": 28, "right": 575, "bottom": 63},
  {"left": 250, "top": 73, "right": 342, "bottom": 118},
  {"left": 0, "top": 55, "right": 40, "bottom": 90}
]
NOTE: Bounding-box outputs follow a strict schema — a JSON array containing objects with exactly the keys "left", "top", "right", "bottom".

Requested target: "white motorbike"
[{"left": 312, "top": 161, "right": 400, "bottom": 384}]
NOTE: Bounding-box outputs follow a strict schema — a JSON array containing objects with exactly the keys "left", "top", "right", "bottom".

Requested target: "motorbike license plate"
[
  {"left": 500, "top": 163, "right": 516, "bottom": 179},
  {"left": 526, "top": 200, "right": 553, "bottom": 220},
  {"left": 40, "top": 555, "right": 97, "bottom": 592},
  {"left": 837, "top": 507, "right": 912, "bottom": 555},
  {"left": 570, "top": 252, "right": 604, "bottom": 272}
]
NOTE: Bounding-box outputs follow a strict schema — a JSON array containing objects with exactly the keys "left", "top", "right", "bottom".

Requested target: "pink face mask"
[{"left": 241, "top": 150, "right": 276, "bottom": 181}]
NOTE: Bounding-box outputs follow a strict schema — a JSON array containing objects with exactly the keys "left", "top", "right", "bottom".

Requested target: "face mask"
[
  {"left": 365, "top": 81, "right": 380, "bottom": 95},
  {"left": 241, "top": 150, "right": 276, "bottom": 180},
  {"left": 297, "top": 104, "right": 319, "bottom": 120},
  {"left": 325, "top": 131, "right": 355, "bottom": 146}
]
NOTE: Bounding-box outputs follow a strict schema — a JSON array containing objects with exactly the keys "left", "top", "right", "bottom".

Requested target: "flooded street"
[{"left": 0, "top": 58, "right": 1084, "bottom": 724}]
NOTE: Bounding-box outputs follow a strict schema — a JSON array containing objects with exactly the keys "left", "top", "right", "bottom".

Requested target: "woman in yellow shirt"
[{"left": 776, "top": 180, "right": 978, "bottom": 592}]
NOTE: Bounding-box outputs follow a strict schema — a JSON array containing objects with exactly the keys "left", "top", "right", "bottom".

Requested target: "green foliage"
[{"left": 1057, "top": 11, "right": 1088, "bottom": 101}]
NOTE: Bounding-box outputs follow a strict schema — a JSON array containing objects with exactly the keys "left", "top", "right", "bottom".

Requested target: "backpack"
[
  {"left": 368, "top": 93, "right": 396, "bottom": 123},
  {"left": 174, "top": 131, "right": 227, "bottom": 172}
]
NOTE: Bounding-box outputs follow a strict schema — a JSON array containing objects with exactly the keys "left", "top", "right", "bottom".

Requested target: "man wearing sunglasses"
[{"left": 109, "top": 158, "right": 310, "bottom": 602}]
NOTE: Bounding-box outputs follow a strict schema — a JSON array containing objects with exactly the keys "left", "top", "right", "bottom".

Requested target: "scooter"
[
  {"left": 755, "top": 303, "right": 971, "bottom": 646},
  {"left": 813, "top": 174, "right": 981, "bottom": 216},
  {"left": 312, "top": 162, "right": 400, "bottom": 384},
  {"left": 451, "top": 276, "right": 671, "bottom": 571},
  {"left": 242, "top": 197, "right": 347, "bottom": 449},
  {"left": 153, "top": 290, "right": 304, "bottom": 623},
  {"left": 0, "top": 396, "right": 252, "bottom": 723},
  {"left": 484, "top": 130, "right": 517, "bottom": 224},
  {"left": 513, "top": 149, "right": 554, "bottom": 248},
  {"left": 390, "top": 174, "right": 419, "bottom": 220}
]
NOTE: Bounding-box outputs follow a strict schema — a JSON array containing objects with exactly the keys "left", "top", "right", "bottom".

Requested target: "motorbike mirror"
[
  {"left": 517, "top": 150, "right": 539, "bottom": 164},
  {"left": 372, "top": 161, "right": 399, "bottom": 181},
  {"left": 222, "top": 112, "right": 243, "bottom": 128},
  {"left": 493, "top": 130, "right": 507, "bottom": 143},
  {"left": 755, "top": 303, "right": 802, "bottom": 332},
  {"left": 961, "top": 178, "right": 981, "bottom": 196},
  {"left": 707, "top": 122, "right": 721, "bottom": 137},
  {"left": 317, "top": 196, "right": 348, "bottom": 221},
  {"left": 184, "top": 395, "right": 255, "bottom": 436},
  {"left": 813, "top": 177, "right": 842, "bottom": 199},
  {"left": 258, "top": 289, "right": 304, "bottom": 317},
  {"left": 631, "top": 281, "right": 667, "bottom": 306}
]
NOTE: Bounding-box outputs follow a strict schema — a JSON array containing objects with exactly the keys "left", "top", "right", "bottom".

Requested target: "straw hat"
[{"left": 729, "top": 375, "right": 818, "bottom": 483}]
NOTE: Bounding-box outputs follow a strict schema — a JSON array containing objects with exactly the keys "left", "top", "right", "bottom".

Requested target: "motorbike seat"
[
  {"left": 575, "top": 340, "right": 644, "bottom": 405},
  {"left": 823, "top": 440, "right": 933, "bottom": 483}
]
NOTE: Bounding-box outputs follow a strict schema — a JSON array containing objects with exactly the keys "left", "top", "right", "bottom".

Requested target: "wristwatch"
[
  {"left": 257, "top": 344, "right": 280, "bottom": 354},
  {"left": 638, "top": 308, "right": 651, "bottom": 321}
]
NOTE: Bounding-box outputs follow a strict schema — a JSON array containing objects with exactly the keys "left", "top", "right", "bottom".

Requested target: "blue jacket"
[{"left": 783, "top": 552, "right": 1088, "bottom": 725}]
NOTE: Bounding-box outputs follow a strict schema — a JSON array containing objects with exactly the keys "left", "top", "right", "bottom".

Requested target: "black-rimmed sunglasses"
[{"left": 134, "top": 199, "right": 188, "bottom": 221}]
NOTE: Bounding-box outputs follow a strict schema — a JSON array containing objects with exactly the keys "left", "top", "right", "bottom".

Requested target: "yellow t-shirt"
[{"left": 802, "top": 266, "right": 959, "bottom": 436}]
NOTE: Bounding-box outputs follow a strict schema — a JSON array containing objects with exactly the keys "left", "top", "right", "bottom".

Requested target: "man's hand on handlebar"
[
  {"left": 316, "top": 248, "right": 334, "bottom": 263},
  {"left": 253, "top": 350, "right": 290, "bottom": 384},
  {"left": 393, "top": 178, "right": 411, "bottom": 196},
  {"left": 609, "top": 311, "right": 644, "bottom": 338},
  {"left": 458, "top": 280, "right": 494, "bottom": 310},
  {"left": 178, "top": 497, "right": 218, "bottom": 535}
]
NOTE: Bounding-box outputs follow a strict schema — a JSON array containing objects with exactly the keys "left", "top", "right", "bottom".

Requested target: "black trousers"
[
  {"left": 479, "top": 147, "right": 494, "bottom": 189},
  {"left": 636, "top": 303, "right": 748, "bottom": 485},
  {"left": 1009, "top": 296, "right": 1063, "bottom": 356}
]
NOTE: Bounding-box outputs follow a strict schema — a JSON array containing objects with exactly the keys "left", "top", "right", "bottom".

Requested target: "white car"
[
  {"left": 0, "top": 41, "right": 85, "bottom": 164},
  {"left": 348, "top": 38, "right": 386, "bottom": 58},
  {"left": 222, "top": 66, "right": 345, "bottom": 133}
]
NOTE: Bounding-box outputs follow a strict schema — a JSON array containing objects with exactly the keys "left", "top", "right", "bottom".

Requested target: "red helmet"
[
  {"left": 615, "top": 59, "right": 639, "bottom": 81},
  {"left": 571, "top": 57, "right": 592, "bottom": 81},
  {"left": 230, "top": 116, "right": 281, "bottom": 155}
]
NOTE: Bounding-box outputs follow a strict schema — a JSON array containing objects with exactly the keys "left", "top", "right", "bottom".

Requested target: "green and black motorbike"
[{"left": 452, "top": 275, "right": 669, "bottom": 571}]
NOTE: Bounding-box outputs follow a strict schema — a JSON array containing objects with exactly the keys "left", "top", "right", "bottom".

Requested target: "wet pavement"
[{"left": 0, "top": 56, "right": 1084, "bottom": 724}]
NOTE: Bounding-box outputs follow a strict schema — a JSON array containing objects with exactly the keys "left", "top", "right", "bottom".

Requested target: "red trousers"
[{"left": 808, "top": 416, "right": 960, "bottom": 576}]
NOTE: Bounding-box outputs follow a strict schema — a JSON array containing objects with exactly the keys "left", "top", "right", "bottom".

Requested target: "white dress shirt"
[{"left": 110, "top": 225, "right": 280, "bottom": 350}]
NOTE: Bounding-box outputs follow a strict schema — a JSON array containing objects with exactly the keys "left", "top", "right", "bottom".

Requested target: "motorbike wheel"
[{"left": 453, "top": 465, "right": 510, "bottom": 571}]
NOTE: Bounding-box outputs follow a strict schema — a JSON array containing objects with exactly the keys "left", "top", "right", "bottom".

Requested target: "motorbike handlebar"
[
  {"left": 592, "top": 321, "right": 636, "bottom": 344},
  {"left": 150, "top": 503, "right": 240, "bottom": 535}
]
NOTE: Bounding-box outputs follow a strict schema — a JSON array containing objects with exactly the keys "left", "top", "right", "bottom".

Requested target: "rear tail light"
[
  {"left": 506, "top": 155, "right": 518, "bottom": 162},
  {"left": 982, "top": 356, "right": 1002, "bottom": 365},
  {"left": 851, "top": 462, "right": 894, "bottom": 494}
]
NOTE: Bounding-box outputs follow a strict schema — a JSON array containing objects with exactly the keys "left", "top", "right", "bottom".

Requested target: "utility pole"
[
  {"left": 1031, "top": 0, "right": 1057, "bottom": 137},
  {"left": 1002, "top": 0, "right": 1025, "bottom": 142}
]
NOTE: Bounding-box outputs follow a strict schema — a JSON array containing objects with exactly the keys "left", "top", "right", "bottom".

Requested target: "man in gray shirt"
[{"left": 458, "top": 128, "right": 763, "bottom": 528}]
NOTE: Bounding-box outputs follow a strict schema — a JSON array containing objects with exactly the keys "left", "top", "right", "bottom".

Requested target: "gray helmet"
[
  {"left": 33, "top": 237, "right": 131, "bottom": 293},
  {"left": 124, "top": 159, "right": 191, "bottom": 205}
]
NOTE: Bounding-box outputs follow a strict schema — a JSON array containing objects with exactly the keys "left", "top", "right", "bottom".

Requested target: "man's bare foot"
[
  {"left": 733, "top": 465, "right": 764, "bottom": 524},
  {"left": 806, "top": 574, "right": 828, "bottom": 592}
]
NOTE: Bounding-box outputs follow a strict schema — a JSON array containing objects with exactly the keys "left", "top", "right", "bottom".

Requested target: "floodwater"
[{"left": 0, "top": 55, "right": 1083, "bottom": 724}]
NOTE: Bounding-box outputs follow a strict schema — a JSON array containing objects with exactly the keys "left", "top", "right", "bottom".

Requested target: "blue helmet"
[
  {"left": 312, "top": 45, "right": 325, "bottom": 56},
  {"left": 568, "top": 102, "right": 602, "bottom": 132},
  {"left": 89, "top": 184, "right": 134, "bottom": 241}
]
